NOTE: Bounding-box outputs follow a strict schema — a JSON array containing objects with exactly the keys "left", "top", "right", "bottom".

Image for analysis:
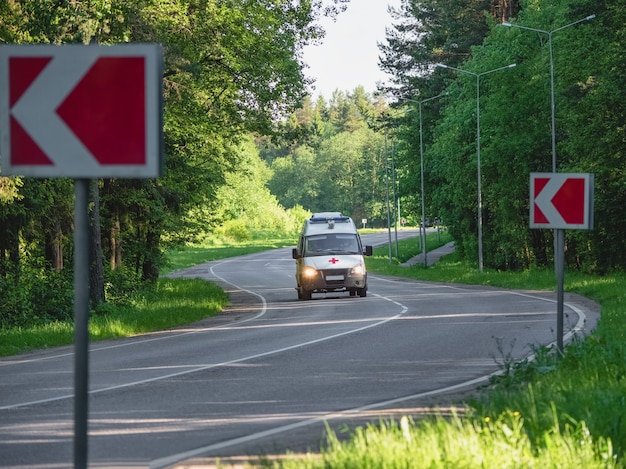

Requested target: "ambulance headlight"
[
  {"left": 303, "top": 266, "right": 318, "bottom": 278},
  {"left": 350, "top": 264, "right": 365, "bottom": 276}
]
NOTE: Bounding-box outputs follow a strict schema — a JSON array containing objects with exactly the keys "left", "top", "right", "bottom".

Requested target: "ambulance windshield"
[{"left": 304, "top": 234, "right": 360, "bottom": 256}]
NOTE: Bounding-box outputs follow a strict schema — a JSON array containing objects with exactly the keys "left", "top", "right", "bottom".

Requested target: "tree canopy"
[
  {"left": 382, "top": 0, "right": 625, "bottom": 272},
  {"left": 0, "top": 0, "right": 346, "bottom": 326}
]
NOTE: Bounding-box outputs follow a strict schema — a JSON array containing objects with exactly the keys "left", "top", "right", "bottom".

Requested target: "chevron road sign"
[
  {"left": 530, "top": 173, "right": 594, "bottom": 230},
  {"left": 0, "top": 44, "right": 162, "bottom": 178},
  {"left": 0, "top": 43, "right": 163, "bottom": 469}
]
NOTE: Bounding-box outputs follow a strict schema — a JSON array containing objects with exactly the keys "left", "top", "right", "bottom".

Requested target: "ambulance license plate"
[{"left": 326, "top": 275, "right": 344, "bottom": 281}]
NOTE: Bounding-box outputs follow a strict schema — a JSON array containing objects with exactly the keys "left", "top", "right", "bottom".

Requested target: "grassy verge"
[
  {"left": 0, "top": 236, "right": 296, "bottom": 357},
  {"left": 270, "top": 411, "right": 616, "bottom": 468},
  {"left": 0, "top": 278, "right": 229, "bottom": 357}
]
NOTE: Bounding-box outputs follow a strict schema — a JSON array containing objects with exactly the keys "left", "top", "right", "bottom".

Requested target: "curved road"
[{"left": 0, "top": 233, "right": 599, "bottom": 468}]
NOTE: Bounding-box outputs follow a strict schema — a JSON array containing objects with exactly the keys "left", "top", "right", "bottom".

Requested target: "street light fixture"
[
  {"left": 397, "top": 93, "right": 446, "bottom": 267},
  {"left": 502, "top": 14, "right": 595, "bottom": 172},
  {"left": 436, "top": 62, "right": 516, "bottom": 272}
]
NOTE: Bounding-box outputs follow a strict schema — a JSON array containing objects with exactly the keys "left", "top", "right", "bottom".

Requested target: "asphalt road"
[{"left": 0, "top": 233, "right": 599, "bottom": 468}]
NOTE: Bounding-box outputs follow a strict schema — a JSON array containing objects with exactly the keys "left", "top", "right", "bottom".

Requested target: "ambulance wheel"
[
  {"left": 349, "top": 289, "right": 356, "bottom": 297},
  {"left": 300, "top": 288, "right": 312, "bottom": 301},
  {"left": 357, "top": 287, "right": 367, "bottom": 298}
]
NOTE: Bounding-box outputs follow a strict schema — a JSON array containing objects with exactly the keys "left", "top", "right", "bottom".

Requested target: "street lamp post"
[
  {"left": 502, "top": 15, "right": 595, "bottom": 172},
  {"left": 399, "top": 94, "right": 446, "bottom": 267},
  {"left": 436, "top": 62, "right": 516, "bottom": 272},
  {"left": 384, "top": 131, "right": 393, "bottom": 263},
  {"left": 502, "top": 14, "right": 595, "bottom": 354},
  {"left": 390, "top": 139, "right": 399, "bottom": 259}
]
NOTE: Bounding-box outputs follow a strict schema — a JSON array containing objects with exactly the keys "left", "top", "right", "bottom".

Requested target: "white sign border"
[{"left": 530, "top": 172, "right": 594, "bottom": 230}]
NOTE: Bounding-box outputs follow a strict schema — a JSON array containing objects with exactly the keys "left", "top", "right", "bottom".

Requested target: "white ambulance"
[{"left": 292, "top": 212, "right": 373, "bottom": 300}]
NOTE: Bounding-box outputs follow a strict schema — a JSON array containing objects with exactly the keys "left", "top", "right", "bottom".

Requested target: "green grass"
[
  {"left": 0, "top": 278, "right": 228, "bottom": 357},
  {"left": 269, "top": 412, "right": 616, "bottom": 469},
  {"left": 91, "top": 278, "right": 229, "bottom": 336}
]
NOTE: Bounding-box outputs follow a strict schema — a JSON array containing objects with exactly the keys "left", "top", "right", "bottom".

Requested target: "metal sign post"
[
  {"left": 530, "top": 173, "right": 593, "bottom": 354},
  {"left": 555, "top": 228, "right": 565, "bottom": 353},
  {"left": 73, "top": 179, "right": 90, "bottom": 468}
]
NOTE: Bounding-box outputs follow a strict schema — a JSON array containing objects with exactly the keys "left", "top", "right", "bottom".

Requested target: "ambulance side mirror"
[
  {"left": 292, "top": 248, "right": 301, "bottom": 259},
  {"left": 364, "top": 245, "right": 373, "bottom": 256}
]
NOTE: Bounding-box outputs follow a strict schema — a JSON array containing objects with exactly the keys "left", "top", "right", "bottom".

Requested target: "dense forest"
[
  {"left": 0, "top": 0, "right": 348, "bottom": 326},
  {"left": 1, "top": 0, "right": 625, "bottom": 327}
]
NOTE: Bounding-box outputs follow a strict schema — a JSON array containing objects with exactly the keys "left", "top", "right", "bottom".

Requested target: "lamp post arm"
[
  {"left": 552, "top": 14, "right": 596, "bottom": 34},
  {"left": 502, "top": 14, "right": 596, "bottom": 171},
  {"left": 479, "top": 63, "right": 516, "bottom": 77},
  {"left": 436, "top": 63, "right": 515, "bottom": 79},
  {"left": 502, "top": 14, "right": 595, "bottom": 38},
  {"left": 436, "top": 63, "right": 475, "bottom": 77},
  {"left": 502, "top": 22, "right": 547, "bottom": 35},
  {"left": 394, "top": 93, "right": 447, "bottom": 106}
]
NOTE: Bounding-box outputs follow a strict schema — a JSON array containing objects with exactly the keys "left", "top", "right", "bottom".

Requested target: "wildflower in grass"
[{"left": 400, "top": 416, "right": 412, "bottom": 443}]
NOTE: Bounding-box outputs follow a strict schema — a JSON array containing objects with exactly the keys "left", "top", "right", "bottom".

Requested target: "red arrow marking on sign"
[
  {"left": 533, "top": 177, "right": 550, "bottom": 224},
  {"left": 10, "top": 53, "right": 101, "bottom": 170},
  {"left": 552, "top": 177, "right": 585, "bottom": 224},
  {"left": 10, "top": 115, "right": 53, "bottom": 165},
  {"left": 9, "top": 57, "right": 54, "bottom": 165},
  {"left": 10, "top": 57, "right": 51, "bottom": 106},
  {"left": 56, "top": 57, "right": 146, "bottom": 165}
]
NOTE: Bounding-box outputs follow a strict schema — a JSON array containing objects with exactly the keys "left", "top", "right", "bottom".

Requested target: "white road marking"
[{"left": 0, "top": 268, "right": 406, "bottom": 411}]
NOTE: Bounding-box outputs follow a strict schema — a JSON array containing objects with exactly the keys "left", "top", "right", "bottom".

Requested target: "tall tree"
[{"left": 379, "top": 0, "right": 521, "bottom": 98}]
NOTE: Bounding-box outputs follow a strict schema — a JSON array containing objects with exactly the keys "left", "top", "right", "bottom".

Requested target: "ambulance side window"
[
  {"left": 337, "top": 235, "right": 359, "bottom": 253},
  {"left": 304, "top": 235, "right": 328, "bottom": 255},
  {"left": 306, "top": 237, "right": 320, "bottom": 253}
]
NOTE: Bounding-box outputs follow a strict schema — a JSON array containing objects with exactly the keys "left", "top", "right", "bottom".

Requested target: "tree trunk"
[
  {"left": 2, "top": 219, "right": 21, "bottom": 277},
  {"left": 50, "top": 220, "right": 63, "bottom": 273},
  {"left": 141, "top": 228, "right": 161, "bottom": 283},
  {"left": 491, "top": 0, "right": 521, "bottom": 23},
  {"left": 44, "top": 222, "right": 62, "bottom": 272},
  {"left": 89, "top": 180, "right": 105, "bottom": 307},
  {"left": 110, "top": 214, "right": 122, "bottom": 270}
]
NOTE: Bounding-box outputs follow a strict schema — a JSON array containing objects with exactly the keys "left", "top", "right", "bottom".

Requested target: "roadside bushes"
[
  {"left": 0, "top": 262, "right": 147, "bottom": 329},
  {"left": 213, "top": 204, "right": 310, "bottom": 242},
  {"left": 0, "top": 265, "right": 73, "bottom": 328}
]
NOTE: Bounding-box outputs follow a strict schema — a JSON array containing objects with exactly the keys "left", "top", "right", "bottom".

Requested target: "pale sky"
[{"left": 302, "top": 0, "right": 402, "bottom": 99}]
